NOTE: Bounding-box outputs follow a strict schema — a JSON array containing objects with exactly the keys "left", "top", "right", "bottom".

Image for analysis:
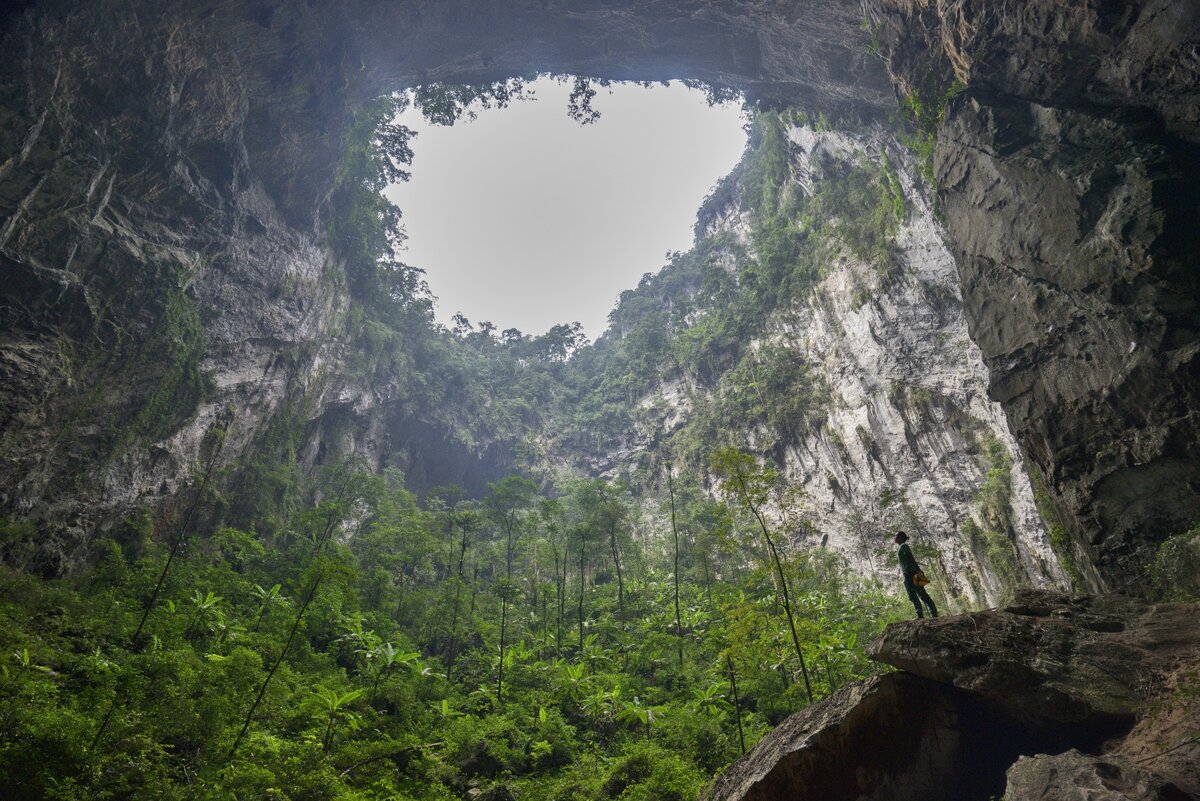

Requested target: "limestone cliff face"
[
  {"left": 584, "top": 121, "right": 1069, "bottom": 605},
  {"left": 772, "top": 126, "right": 1069, "bottom": 603},
  {"left": 0, "top": 4, "right": 346, "bottom": 568}
]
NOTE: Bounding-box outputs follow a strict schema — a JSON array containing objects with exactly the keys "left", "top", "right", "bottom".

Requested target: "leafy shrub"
[
  {"left": 1149, "top": 526, "right": 1200, "bottom": 601},
  {"left": 603, "top": 741, "right": 705, "bottom": 801}
]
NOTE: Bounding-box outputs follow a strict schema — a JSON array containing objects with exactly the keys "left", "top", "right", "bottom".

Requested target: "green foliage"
[
  {"left": 684, "top": 344, "right": 826, "bottom": 461},
  {"left": 600, "top": 741, "right": 704, "bottom": 801},
  {"left": 809, "top": 151, "right": 906, "bottom": 271},
  {"left": 711, "top": 447, "right": 779, "bottom": 510},
  {"left": 330, "top": 94, "right": 422, "bottom": 304},
  {"left": 962, "top": 438, "right": 1024, "bottom": 596},
  {"left": 412, "top": 79, "right": 531, "bottom": 126},
  {"left": 955, "top": 438, "right": 1022, "bottom": 594},
  {"left": 898, "top": 72, "right": 965, "bottom": 185},
  {"left": 1148, "top": 525, "right": 1200, "bottom": 601},
  {"left": 1031, "top": 469, "right": 1085, "bottom": 591},
  {"left": 0, "top": 458, "right": 906, "bottom": 799},
  {"left": 128, "top": 280, "right": 215, "bottom": 442},
  {"left": 0, "top": 516, "right": 39, "bottom": 568}
]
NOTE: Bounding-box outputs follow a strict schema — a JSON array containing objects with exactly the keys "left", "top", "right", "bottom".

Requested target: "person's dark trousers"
[{"left": 904, "top": 575, "right": 938, "bottom": 618}]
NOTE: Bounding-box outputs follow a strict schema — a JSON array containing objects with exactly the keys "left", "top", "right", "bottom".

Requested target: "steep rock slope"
[
  {"left": 768, "top": 125, "right": 1069, "bottom": 601},
  {"left": 0, "top": 6, "right": 348, "bottom": 567},
  {"left": 559, "top": 116, "right": 1068, "bottom": 604}
]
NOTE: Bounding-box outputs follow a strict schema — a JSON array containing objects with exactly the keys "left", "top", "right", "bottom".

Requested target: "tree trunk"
[
  {"left": 727, "top": 655, "right": 747, "bottom": 755},
  {"left": 578, "top": 536, "right": 586, "bottom": 653},
  {"left": 552, "top": 541, "right": 563, "bottom": 658},
  {"left": 610, "top": 522, "right": 624, "bottom": 620},
  {"left": 667, "top": 467, "right": 684, "bottom": 668},
  {"left": 739, "top": 474, "right": 814, "bottom": 704},
  {"left": 445, "top": 581, "right": 462, "bottom": 683},
  {"left": 229, "top": 479, "right": 350, "bottom": 761},
  {"left": 497, "top": 596, "right": 507, "bottom": 707}
]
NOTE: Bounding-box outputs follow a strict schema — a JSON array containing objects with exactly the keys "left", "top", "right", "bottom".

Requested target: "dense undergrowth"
[{"left": 0, "top": 460, "right": 906, "bottom": 800}]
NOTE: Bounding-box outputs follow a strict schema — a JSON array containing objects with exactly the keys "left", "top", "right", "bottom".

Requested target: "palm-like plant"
[
  {"left": 690, "top": 682, "right": 730, "bottom": 718},
  {"left": 184, "top": 590, "right": 224, "bottom": 640},
  {"left": 579, "top": 633, "right": 611, "bottom": 674},
  {"left": 365, "top": 642, "right": 422, "bottom": 697},
  {"left": 616, "top": 694, "right": 665, "bottom": 738},
  {"left": 556, "top": 661, "right": 588, "bottom": 701},
  {"left": 338, "top": 618, "right": 383, "bottom": 659},
  {"left": 711, "top": 447, "right": 815, "bottom": 703},
  {"left": 305, "top": 688, "right": 364, "bottom": 753},
  {"left": 248, "top": 583, "right": 287, "bottom": 632},
  {"left": 580, "top": 685, "right": 620, "bottom": 722}
]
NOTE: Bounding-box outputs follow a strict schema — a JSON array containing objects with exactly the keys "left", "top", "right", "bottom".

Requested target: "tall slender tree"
[
  {"left": 444, "top": 507, "right": 480, "bottom": 683},
  {"left": 486, "top": 475, "right": 537, "bottom": 708},
  {"left": 230, "top": 464, "right": 365, "bottom": 760},
  {"left": 541, "top": 498, "right": 568, "bottom": 658},
  {"left": 711, "top": 447, "right": 814, "bottom": 704},
  {"left": 666, "top": 463, "right": 685, "bottom": 668}
]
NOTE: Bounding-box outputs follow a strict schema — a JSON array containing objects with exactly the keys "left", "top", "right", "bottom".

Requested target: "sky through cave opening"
[{"left": 385, "top": 77, "right": 748, "bottom": 341}]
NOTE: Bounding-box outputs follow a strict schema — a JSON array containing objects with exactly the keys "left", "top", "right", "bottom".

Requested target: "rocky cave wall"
[
  {"left": 753, "top": 124, "right": 1074, "bottom": 602},
  {"left": 0, "top": 0, "right": 1196, "bottom": 584},
  {"left": 872, "top": 0, "right": 1200, "bottom": 589}
]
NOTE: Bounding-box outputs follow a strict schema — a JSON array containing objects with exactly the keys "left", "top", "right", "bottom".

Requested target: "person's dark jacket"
[{"left": 898, "top": 542, "right": 919, "bottom": 578}]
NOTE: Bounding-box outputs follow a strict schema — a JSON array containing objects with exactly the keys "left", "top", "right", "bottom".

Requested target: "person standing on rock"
[{"left": 895, "top": 531, "right": 938, "bottom": 619}]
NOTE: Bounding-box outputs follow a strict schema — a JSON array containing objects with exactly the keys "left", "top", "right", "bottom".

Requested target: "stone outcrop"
[
  {"left": 1110, "top": 657, "right": 1200, "bottom": 797},
  {"left": 707, "top": 590, "right": 1200, "bottom": 801},
  {"left": 869, "top": 589, "right": 1200, "bottom": 732},
  {"left": 703, "top": 671, "right": 1075, "bottom": 801},
  {"left": 1006, "top": 751, "right": 1193, "bottom": 801}
]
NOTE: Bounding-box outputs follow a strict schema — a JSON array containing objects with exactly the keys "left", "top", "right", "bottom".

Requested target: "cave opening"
[{"left": 383, "top": 76, "right": 748, "bottom": 341}]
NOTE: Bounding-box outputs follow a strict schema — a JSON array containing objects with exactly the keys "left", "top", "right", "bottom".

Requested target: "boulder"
[
  {"left": 703, "top": 671, "right": 1054, "bottom": 801},
  {"left": 706, "top": 592, "right": 1200, "bottom": 801},
  {"left": 1112, "top": 662, "right": 1200, "bottom": 797},
  {"left": 1005, "top": 750, "right": 1195, "bottom": 801},
  {"left": 867, "top": 590, "right": 1200, "bottom": 733}
]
